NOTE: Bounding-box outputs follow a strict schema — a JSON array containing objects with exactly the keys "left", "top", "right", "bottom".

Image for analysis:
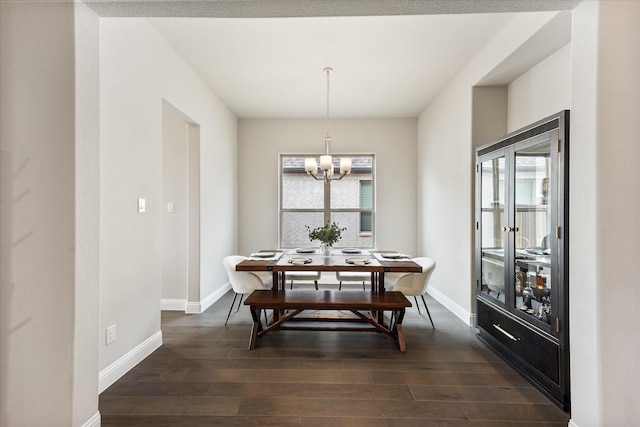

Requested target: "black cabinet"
[{"left": 475, "top": 111, "right": 569, "bottom": 411}]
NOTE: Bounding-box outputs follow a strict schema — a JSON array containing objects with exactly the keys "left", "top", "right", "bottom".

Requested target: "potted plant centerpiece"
[{"left": 306, "top": 221, "right": 346, "bottom": 257}]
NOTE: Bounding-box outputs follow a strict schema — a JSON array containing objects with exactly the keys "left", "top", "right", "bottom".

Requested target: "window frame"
[{"left": 278, "top": 153, "right": 375, "bottom": 248}]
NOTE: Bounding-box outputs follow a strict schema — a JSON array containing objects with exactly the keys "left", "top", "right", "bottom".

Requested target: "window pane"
[
  {"left": 281, "top": 211, "right": 324, "bottom": 248},
  {"left": 330, "top": 156, "right": 373, "bottom": 209},
  {"left": 360, "top": 180, "right": 372, "bottom": 208},
  {"left": 360, "top": 212, "right": 372, "bottom": 232},
  {"left": 281, "top": 156, "right": 324, "bottom": 209},
  {"left": 331, "top": 212, "right": 374, "bottom": 248}
]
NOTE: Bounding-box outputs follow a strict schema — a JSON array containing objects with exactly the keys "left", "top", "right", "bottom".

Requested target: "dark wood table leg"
[
  {"left": 272, "top": 271, "right": 280, "bottom": 293},
  {"left": 375, "top": 272, "right": 386, "bottom": 326},
  {"left": 271, "top": 271, "right": 283, "bottom": 323}
]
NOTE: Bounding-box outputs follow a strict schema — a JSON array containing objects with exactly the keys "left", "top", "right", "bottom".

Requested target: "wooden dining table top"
[{"left": 236, "top": 249, "right": 422, "bottom": 274}]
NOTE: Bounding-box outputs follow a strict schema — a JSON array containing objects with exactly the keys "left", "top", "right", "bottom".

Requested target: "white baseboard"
[
  {"left": 427, "top": 286, "right": 474, "bottom": 326},
  {"left": 469, "top": 312, "right": 477, "bottom": 327},
  {"left": 162, "top": 283, "right": 232, "bottom": 314},
  {"left": 98, "top": 330, "right": 162, "bottom": 393},
  {"left": 81, "top": 411, "right": 101, "bottom": 427},
  {"left": 161, "top": 298, "right": 187, "bottom": 311},
  {"left": 198, "top": 282, "right": 232, "bottom": 313},
  {"left": 185, "top": 301, "right": 202, "bottom": 314}
]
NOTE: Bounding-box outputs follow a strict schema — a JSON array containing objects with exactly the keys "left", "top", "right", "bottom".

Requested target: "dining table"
[{"left": 236, "top": 249, "right": 422, "bottom": 351}]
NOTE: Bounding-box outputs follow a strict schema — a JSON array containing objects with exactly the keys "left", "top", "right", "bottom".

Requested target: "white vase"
[{"left": 322, "top": 243, "right": 332, "bottom": 257}]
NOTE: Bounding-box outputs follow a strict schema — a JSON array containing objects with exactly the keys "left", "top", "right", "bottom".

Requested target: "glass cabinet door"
[
  {"left": 479, "top": 156, "right": 507, "bottom": 304},
  {"left": 513, "top": 139, "right": 553, "bottom": 325}
]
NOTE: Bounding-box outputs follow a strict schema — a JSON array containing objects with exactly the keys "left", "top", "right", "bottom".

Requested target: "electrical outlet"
[{"left": 106, "top": 324, "right": 116, "bottom": 345}]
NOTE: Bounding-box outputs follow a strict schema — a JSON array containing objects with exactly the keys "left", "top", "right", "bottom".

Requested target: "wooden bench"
[{"left": 243, "top": 289, "right": 412, "bottom": 352}]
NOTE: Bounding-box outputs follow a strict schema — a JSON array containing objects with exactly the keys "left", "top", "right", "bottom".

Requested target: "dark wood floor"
[{"left": 99, "top": 283, "right": 570, "bottom": 426}]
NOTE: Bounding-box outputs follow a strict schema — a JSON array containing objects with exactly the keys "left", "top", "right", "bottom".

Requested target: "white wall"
[
  {"left": 99, "top": 18, "right": 237, "bottom": 384},
  {"left": 0, "top": 2, "right": 99, "bottom": 425},
  {"left": 508, "top": 42, "right": 572, "bottom": 132},
  {"left": 569, "top": 2, "right": 640, "bottom": 426},
  {"left": 74, "top": 3, "right": 102, "bottom": 425},
  {"left": 417, "top": 12, "right": 561, "bottom": 324},
  {"left": 472, "top": 86, "right": 508, "bottom": 147},
  {"left": 238, "top": 119, "right": 417, "bottom": 256},
  {"left": 162, "top": 104, "right": 190, "bottom": 302}
]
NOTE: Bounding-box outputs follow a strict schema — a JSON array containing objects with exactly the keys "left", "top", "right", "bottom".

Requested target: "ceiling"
[
  {"left": 149, "top": 14, "right": 519, "bottom": 118},
  {"left": 89, "top": 1, "right": 577, "bottom": 119}
]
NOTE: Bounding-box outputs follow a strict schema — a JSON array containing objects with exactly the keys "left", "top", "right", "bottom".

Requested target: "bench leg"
[
  {"left": 396, "top": 324, "right": 406, "bottom": 353},
  {"left": 249, "top": 321, "right": 259, "bottom": 350},
  {"left": 248, "top": 305, "right": 262, "bottom": 350},
  {"left": 394, "top": 309, "right": 407, "bottom": 352}
]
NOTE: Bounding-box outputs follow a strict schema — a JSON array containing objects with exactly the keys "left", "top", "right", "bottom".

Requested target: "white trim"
[
  {"left": 185, "top": 301, "right": 202, "bottom": 314},
  {"left": 98, "top": 330, "right": 162, "bottom": 393},
  {"left": 198, "top": 282, "right": 232, "bottom": 313},
  {"left": 163, "top": 283, "right": 232, "bottom": 314},
  {"left": 81, "top": 411, "right": 101, "bottom": 427},
  {"left": 469, "top": 312, "right": 478, "bottom": 327},
  {"left": 568, "top": 420, "right": 579, "bottom": 427},
  {"left": 427, "top": 286, "right": 474, "bottom": 326},
  {"left": 161, "top": 298, "right": 187, "bottom": 311}
]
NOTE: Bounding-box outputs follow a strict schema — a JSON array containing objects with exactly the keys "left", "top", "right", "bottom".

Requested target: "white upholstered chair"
[
  {"left": 285, "top": 271, "right": 321, "bottom": 290},
  {"left": 386, "top": 257, "right": 436, "bottom": 328},
  {"left": 336, "top": 271, "right": 369, "bottom": 290},
  {"left": 223, "top": 255, "right": 272, "bottom": 325}
]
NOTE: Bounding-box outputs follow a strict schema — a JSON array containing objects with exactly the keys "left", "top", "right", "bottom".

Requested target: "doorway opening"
[{"left": 161, "top": 101, "right": 200, "bottom": 313}]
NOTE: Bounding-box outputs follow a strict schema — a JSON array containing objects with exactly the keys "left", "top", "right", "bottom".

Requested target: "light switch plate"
[
  {"left": 167, "top": 202, "right": 175, "bottom": 213},
  {"left": 106, "top": 324, "right": 116, "bottom": 345},
  {"left": 138, "top": 198, "right": 146, "bottom": 213}
]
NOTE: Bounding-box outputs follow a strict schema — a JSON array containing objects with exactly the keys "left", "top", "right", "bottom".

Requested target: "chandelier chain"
[{"left": 325, "top": 67, "right": 331, "bottom": 141}]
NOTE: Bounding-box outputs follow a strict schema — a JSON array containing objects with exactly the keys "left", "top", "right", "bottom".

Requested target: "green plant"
[{"left": 306, "top": 221, "right": 346, "bottom": 246}]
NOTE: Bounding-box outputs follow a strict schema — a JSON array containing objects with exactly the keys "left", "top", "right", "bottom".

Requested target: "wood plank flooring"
[{"left": 99, "top": 284, "right": 570, "bottom": 426}]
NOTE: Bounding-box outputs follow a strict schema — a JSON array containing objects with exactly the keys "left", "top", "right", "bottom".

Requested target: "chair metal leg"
[
  {"left": 414, "top": 296, "right": 421, "bottom": 315},
  {"left": 237, "top": 293, "right": 244, "bottom": 311},
  {"left": 225, "top": 292, "right": 238, "bottom": 325},
  {"left": 421, "top": 295, "right": 435, "bottom": 328},
  {"left": 339, "top": 281, "right": 367, "bottom": 290},
  {"left": 290, "top": 280, "right": 294, "bottom": 290},
  {"left": 314, "top": 280, "right": 318, "bottom": 290}
]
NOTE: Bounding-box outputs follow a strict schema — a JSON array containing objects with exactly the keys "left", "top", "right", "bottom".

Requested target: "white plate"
[
  {"left": 346, "top": 257, "right": 370, "bottom": 265},
  {"left": 342, "top": 248, "right": 362, "bottom": 254},
  {"left": 296, "top": 247, "right": 316, "bottom": 254},
  {"left": 381, "top": 253, "right": 404, "bottom": 259},
  {"left": 289, "top": 256, "right": 312, "bottom": 264},
  {"left": 253, "top": 252, "right": 276, "bottom": 258}
]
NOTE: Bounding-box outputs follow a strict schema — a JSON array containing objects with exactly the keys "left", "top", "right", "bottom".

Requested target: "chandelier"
[{"left": 304, "top": 67, "right": 351, "bottom": 182}]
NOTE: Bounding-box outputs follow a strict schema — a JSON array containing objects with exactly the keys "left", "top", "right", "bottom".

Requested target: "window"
[{"left": 280, "top": 155, "right": 375, "bottom": 248}]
